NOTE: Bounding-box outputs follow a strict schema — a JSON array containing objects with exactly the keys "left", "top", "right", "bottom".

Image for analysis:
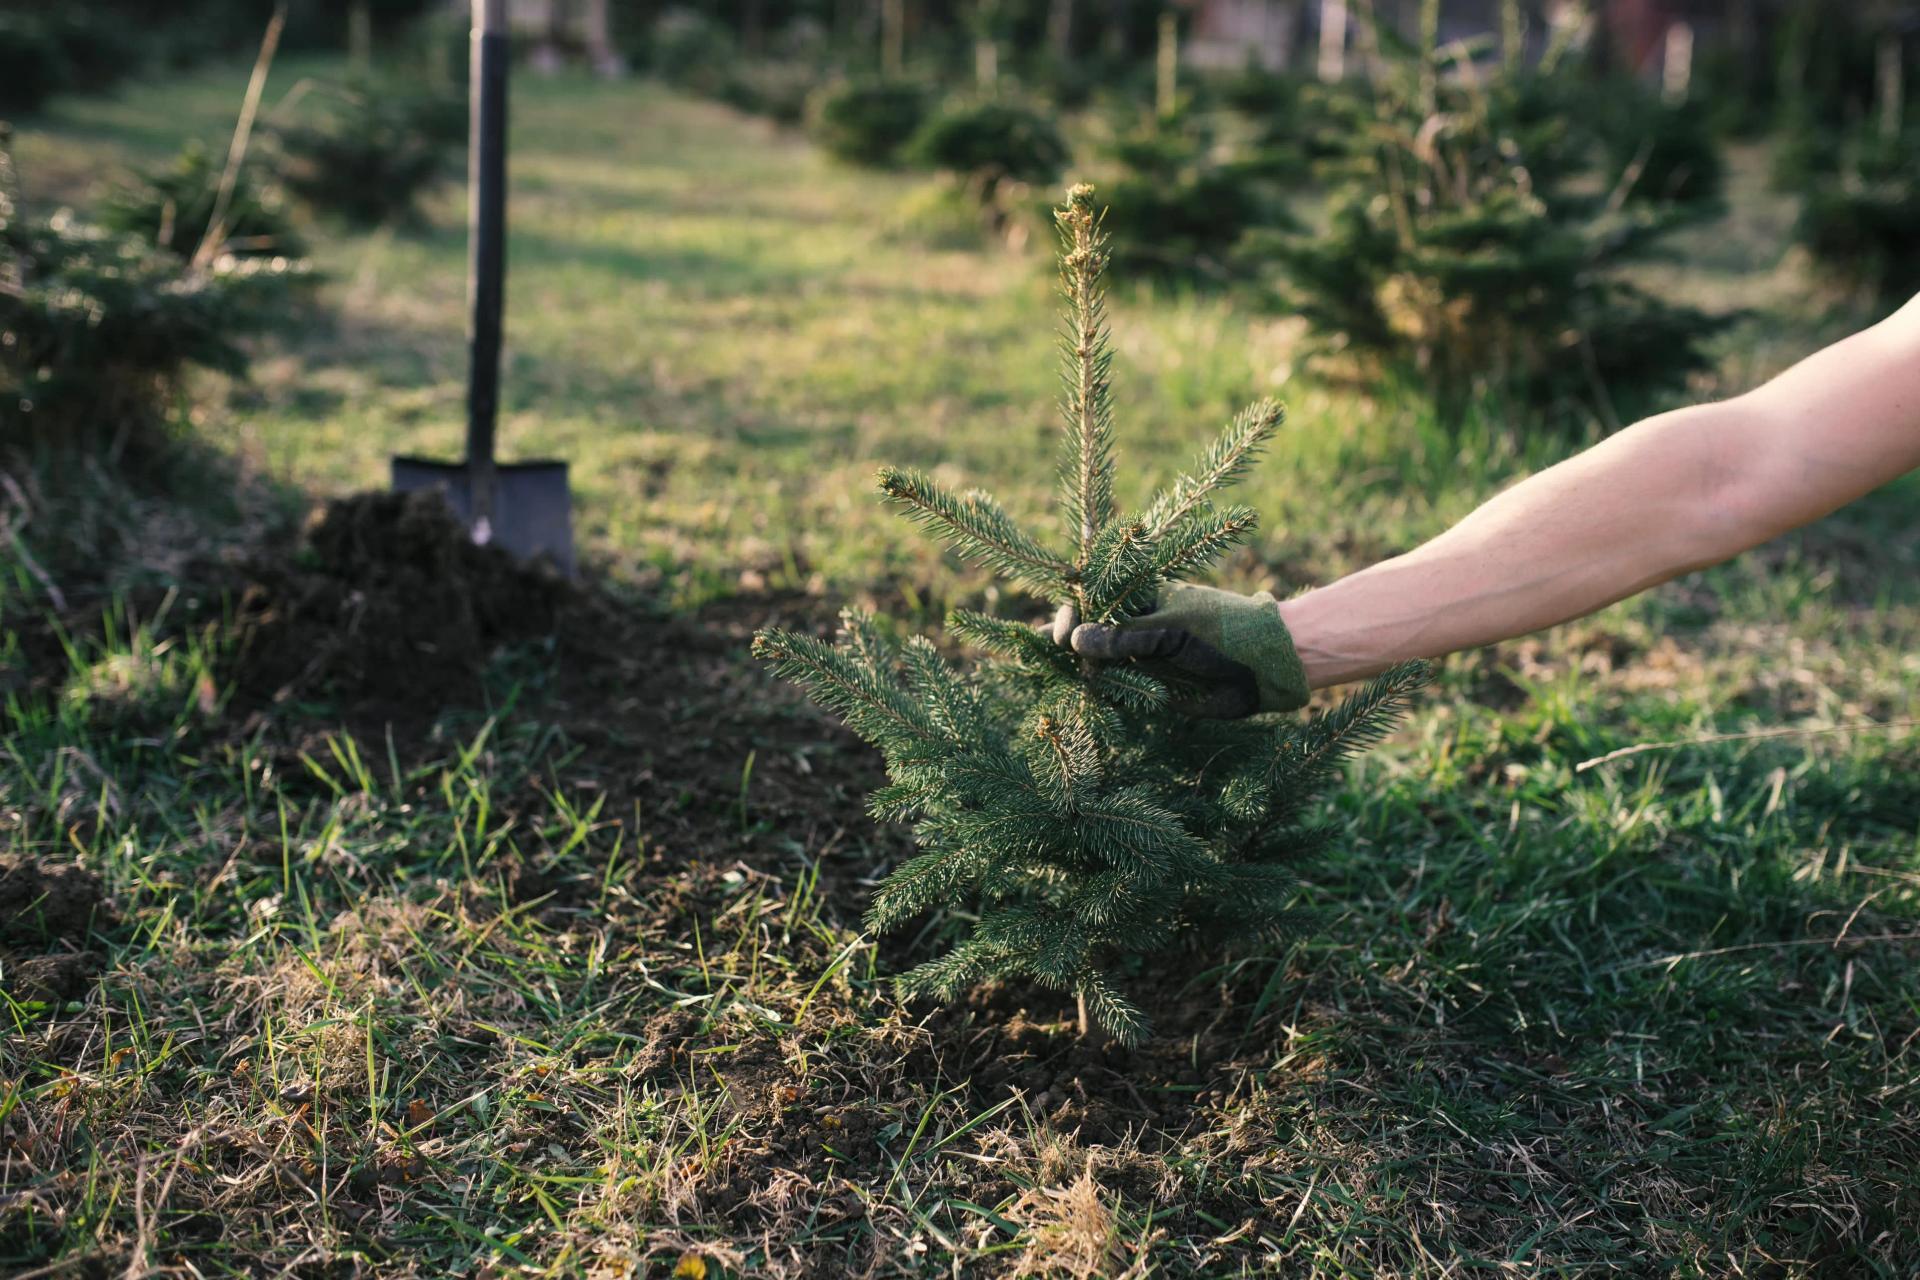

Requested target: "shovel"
[{"left": 393, "top": 0, "right": 574, "bottom": 574}]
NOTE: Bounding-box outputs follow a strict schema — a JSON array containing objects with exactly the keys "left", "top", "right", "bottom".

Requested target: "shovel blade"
[{"left": 391, "top": 456, "right": 575, "bottom": 575}]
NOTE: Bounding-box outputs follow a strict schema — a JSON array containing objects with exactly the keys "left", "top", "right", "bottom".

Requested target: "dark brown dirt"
[
  {"left": 216, "top": 492, "right": 880, "bottom": 876},
  {"left": 228, "top": 489, "right": 567, "bottom": 718},
  {"left": 0, "top": 857, "right": 109, "bottom": 949},
  {"left": 0, "top": 856, "right": 113, "bottom": 1001},
  {"left": 915, "top": 967, "right": 1297, "bottom": 1147}
]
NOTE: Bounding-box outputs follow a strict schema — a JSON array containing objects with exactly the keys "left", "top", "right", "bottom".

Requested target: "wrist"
[
  {"left": 1275, "top": 591, "right": 1337, "bottom": 691},
  {"left": 1238, "top": 591, "right": 1308, "bottom": 712}
]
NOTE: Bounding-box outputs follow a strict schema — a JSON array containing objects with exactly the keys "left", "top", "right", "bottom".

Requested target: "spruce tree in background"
[
  {"left": 754, "top": 186, "right": 1425, "bottom": 1043},
  {"left": 1259, "top": 21, "right": 1729, "bottom": 426}
]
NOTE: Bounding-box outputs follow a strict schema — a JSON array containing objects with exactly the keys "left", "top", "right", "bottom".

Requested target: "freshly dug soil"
[
  {"left": 229, "top": 489, "right": 566, "bottom": 716},
  {"left": 0, "top": 857, "right": 109, "bottom": 949},
  {"left": 0, "top": 856, "right": 112, "bottom": 1001}
]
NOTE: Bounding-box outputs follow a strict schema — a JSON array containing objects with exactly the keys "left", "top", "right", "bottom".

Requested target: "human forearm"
[
  {"left": 1280, "top": 298, "right": 1920, "bottom": 690},
  {"left": 1278, "top": 404, "right": 1748, "bottom": 687}
]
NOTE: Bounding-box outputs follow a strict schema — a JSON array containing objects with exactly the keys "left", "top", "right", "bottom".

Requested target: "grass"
[{"left": 3, "top": 55, "right": 1919, "bottom": 1278}]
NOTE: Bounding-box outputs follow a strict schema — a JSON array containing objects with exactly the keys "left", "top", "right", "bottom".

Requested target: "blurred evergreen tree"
[{"left": 1257, "top": 13, "right": 1730, "bottom": 425}]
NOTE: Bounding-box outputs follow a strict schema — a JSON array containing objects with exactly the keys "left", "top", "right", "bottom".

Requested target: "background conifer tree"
[
  {"left": 754, "top": 185, "right": 1426, "bottom": 1044},
  {"left": 1256, "top": 20, "right": 1730, "bottom": 427}
]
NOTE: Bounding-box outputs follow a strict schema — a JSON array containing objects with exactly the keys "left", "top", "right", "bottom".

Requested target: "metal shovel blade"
[{"left": 391, "top": 456, "right": 575, "bottom": 575}]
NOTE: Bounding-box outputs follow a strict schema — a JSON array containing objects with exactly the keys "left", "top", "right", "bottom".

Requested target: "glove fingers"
[
  {"left": 1149, "top": 637, "right": 1262, "bottom": 718},
  {"left": 1073, "top": 625, "right": 1261, "bottom": 719},
  {"left": 1051, "top": 601, "right": 1160, "bottom": 652},
  {"left": 1070, "top": 622, "right": 1187, "bottom": 661},
  {"left": 1166, "top": 673, "right": 1260, "bottom": 720},
  {"left": 1154, "top": 631, "right": 1254, "bottom": 683},
  {"left": 1049, "top": 604, "right": 1079, "bottom": 648}
]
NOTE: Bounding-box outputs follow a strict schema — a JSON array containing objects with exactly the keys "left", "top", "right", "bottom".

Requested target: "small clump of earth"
[{"left": 0, "top": 856, "right": 113, "bottom": 1001}]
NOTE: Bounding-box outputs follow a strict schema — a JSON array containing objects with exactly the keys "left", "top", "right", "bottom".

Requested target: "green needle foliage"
[
  {"left": 0, "top": 137, "right": 308, "bottom": 450},
  {"left": 98, "top": 139, "right": 305, "bottom": 261},
  {"left": 1258, "top": 22, "right": 1729, "bottom": 426},
  {"left": 1791, "top": 127, "right": 1920, "bottom": 311},
  {"left": 755, "top": 185, "right": 1425, "bottom": 1043}
]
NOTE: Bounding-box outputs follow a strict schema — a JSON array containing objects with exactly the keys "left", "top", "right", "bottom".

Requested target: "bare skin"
[{"left": 1279, "top": 293, "right": 1920, "bottom": 689}]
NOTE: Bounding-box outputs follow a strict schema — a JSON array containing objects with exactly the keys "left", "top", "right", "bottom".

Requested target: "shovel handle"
[{"left": 466, "top": 0, "right": 510, "bottom": 521}]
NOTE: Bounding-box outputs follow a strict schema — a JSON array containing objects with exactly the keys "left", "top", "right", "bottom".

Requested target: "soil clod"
[
  {"left": 0, "top": 856, "right": 113, "bottom": 1001},
  {"left": 0, "top": 856, "right": 110, "bottom": 949}
]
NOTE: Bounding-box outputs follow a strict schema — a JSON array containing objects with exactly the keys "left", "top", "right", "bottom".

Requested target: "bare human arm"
[{"left": 1278, "top": 294, "right": 1920, "bottom": 689}]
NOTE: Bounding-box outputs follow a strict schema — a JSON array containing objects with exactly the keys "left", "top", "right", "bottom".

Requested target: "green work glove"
[{"left": 1050, "top": 583, "right": 1308, "bottom": 719}]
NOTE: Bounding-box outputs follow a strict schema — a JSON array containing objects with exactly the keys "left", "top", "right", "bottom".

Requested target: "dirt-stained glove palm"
[{"left": 1051, "top": 583, "right": 1309, "bottom": 719}]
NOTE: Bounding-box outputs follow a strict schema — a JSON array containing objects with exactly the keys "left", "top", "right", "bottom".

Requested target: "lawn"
[{"left": 3, "top": 57, "right": 1918, "bottom": 1278}]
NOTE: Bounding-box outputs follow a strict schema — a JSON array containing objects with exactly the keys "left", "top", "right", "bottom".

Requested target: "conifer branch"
[
  {"left": 751, "top": 627, "right": 939, "bottom": 749},
  {"left": 1083, "top": 519, "right": 1158, "bottom": 620},
  {"left": 986, "top": 906, "right": 1087, "bottom": 988},
  {"left": 866, "top": 849, "right": 985, "bottom": 932},
  {"left": 867, "top": 776, "right": 944, "bottom": 823},
  {"left": 1143, "top": 398, "right": 1286, "bottom": 535},
  {"left": 1076, "top": 970, "right": 1149, "bottom": 1045},
  {"left": 947, "top": 608, "right": 1074, "bottom": 670},
  {"left": 1070, "top": 870, "right": 1139, "bottom": 927},
  {"left": 877, "top": 467, "right": 1073, "bottom": 597},
  {"left": 901, "top": 635, "right": 982, "bottom": 742},
  {"left": 1074, "top": 790, "right": 1204, "bottom": 879},
  {"left": 1086, "top": 505, "right": 1260, "bottom": 622},
  {"left": 898, "top": 939, "right": 1003, "bottom": 1000},
  {"left": 1281, "top": 660, "right": 1430, "bottom": 788},
  {"left": 1029, "top": 713, "right": 1100, "bottom": 812},
  {"left": 1239, "top": 660, "right": 1430, "bottom": 851},
  {"left": 1152, "top": 505, "right": 1261, "bottom": 583},
  {"left": 1088, "top": 666, "right": 1168, "bottom": 712},
  {"left": 838, "top": 608, "right": 898, "bottom": 668}
]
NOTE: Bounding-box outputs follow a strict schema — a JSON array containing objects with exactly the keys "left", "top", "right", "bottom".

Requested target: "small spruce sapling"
[{"left": 754, "top": 186, "right": 1425, "bottom": 1044}]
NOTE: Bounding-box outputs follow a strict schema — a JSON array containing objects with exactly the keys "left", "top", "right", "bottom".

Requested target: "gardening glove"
[{"left": 1049, "top": 583, "right": 1309, "bottom": 719}]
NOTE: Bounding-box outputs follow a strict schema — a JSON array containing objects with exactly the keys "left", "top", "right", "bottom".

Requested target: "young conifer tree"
[{"left": 754, "top": 185, "right": 1425, "bottom": 1043}]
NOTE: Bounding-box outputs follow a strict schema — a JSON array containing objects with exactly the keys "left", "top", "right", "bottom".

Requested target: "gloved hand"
[{"left": 1050, "top": 583, "right": 1309, "bottom": 719}]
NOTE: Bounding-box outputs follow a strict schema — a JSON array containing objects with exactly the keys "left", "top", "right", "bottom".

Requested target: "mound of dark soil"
[
  {"left": 0, "top": 857, "right": 109, "bottom": 948},
  {"left": 0, "top": 856, "right": 113, "bottom": 1001},
  {"left": 230, "top": 489, "right": 567, "bottom": 716}
]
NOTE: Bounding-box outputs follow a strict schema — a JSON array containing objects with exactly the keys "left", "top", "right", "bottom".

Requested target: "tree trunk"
[
  {"left": 1501, "top": 0, "right": 1523, "bottom": 69},
  {"left": 348, "top": 0, "right": 372, "bottom": 69},
  {"left": 1048, "top": 0, "right": 1073, "bottom": 59},
  {"left": 582, "top": 0, "right": 621, "bottom": 77},
  {"left": 742, "top": 0, "right": 766, "bottom": 56},
  {"left": 1662, "top": 20, "right": 1693, "bottom": 105},
  {"left": 1725, "top": 0, "right": 1756, "bottom": 103},
  {"left": 1418, "top": 0, "right": 1438, "bottom": 111},
  {"left": 1878, "top": 33, "right": 1904, "bottom": 141},
  {"left": 1156, "top": 9, "right": 1178, "bottom": 117},
  {"left": 1075, "top": 989, "right": 1110, "bottom": 1048},
  {"left": 1318, "top": 0, "right": 1347, "bottom": 82},
  {"left": 882, "top": 0, "right": 905, "bottom": 75},
  {"left": 976, "top": 37, "right": 998, "bottom": 88},
  {"left": 1354, "top": 0, "right": 1382, "bottom": 82}
]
